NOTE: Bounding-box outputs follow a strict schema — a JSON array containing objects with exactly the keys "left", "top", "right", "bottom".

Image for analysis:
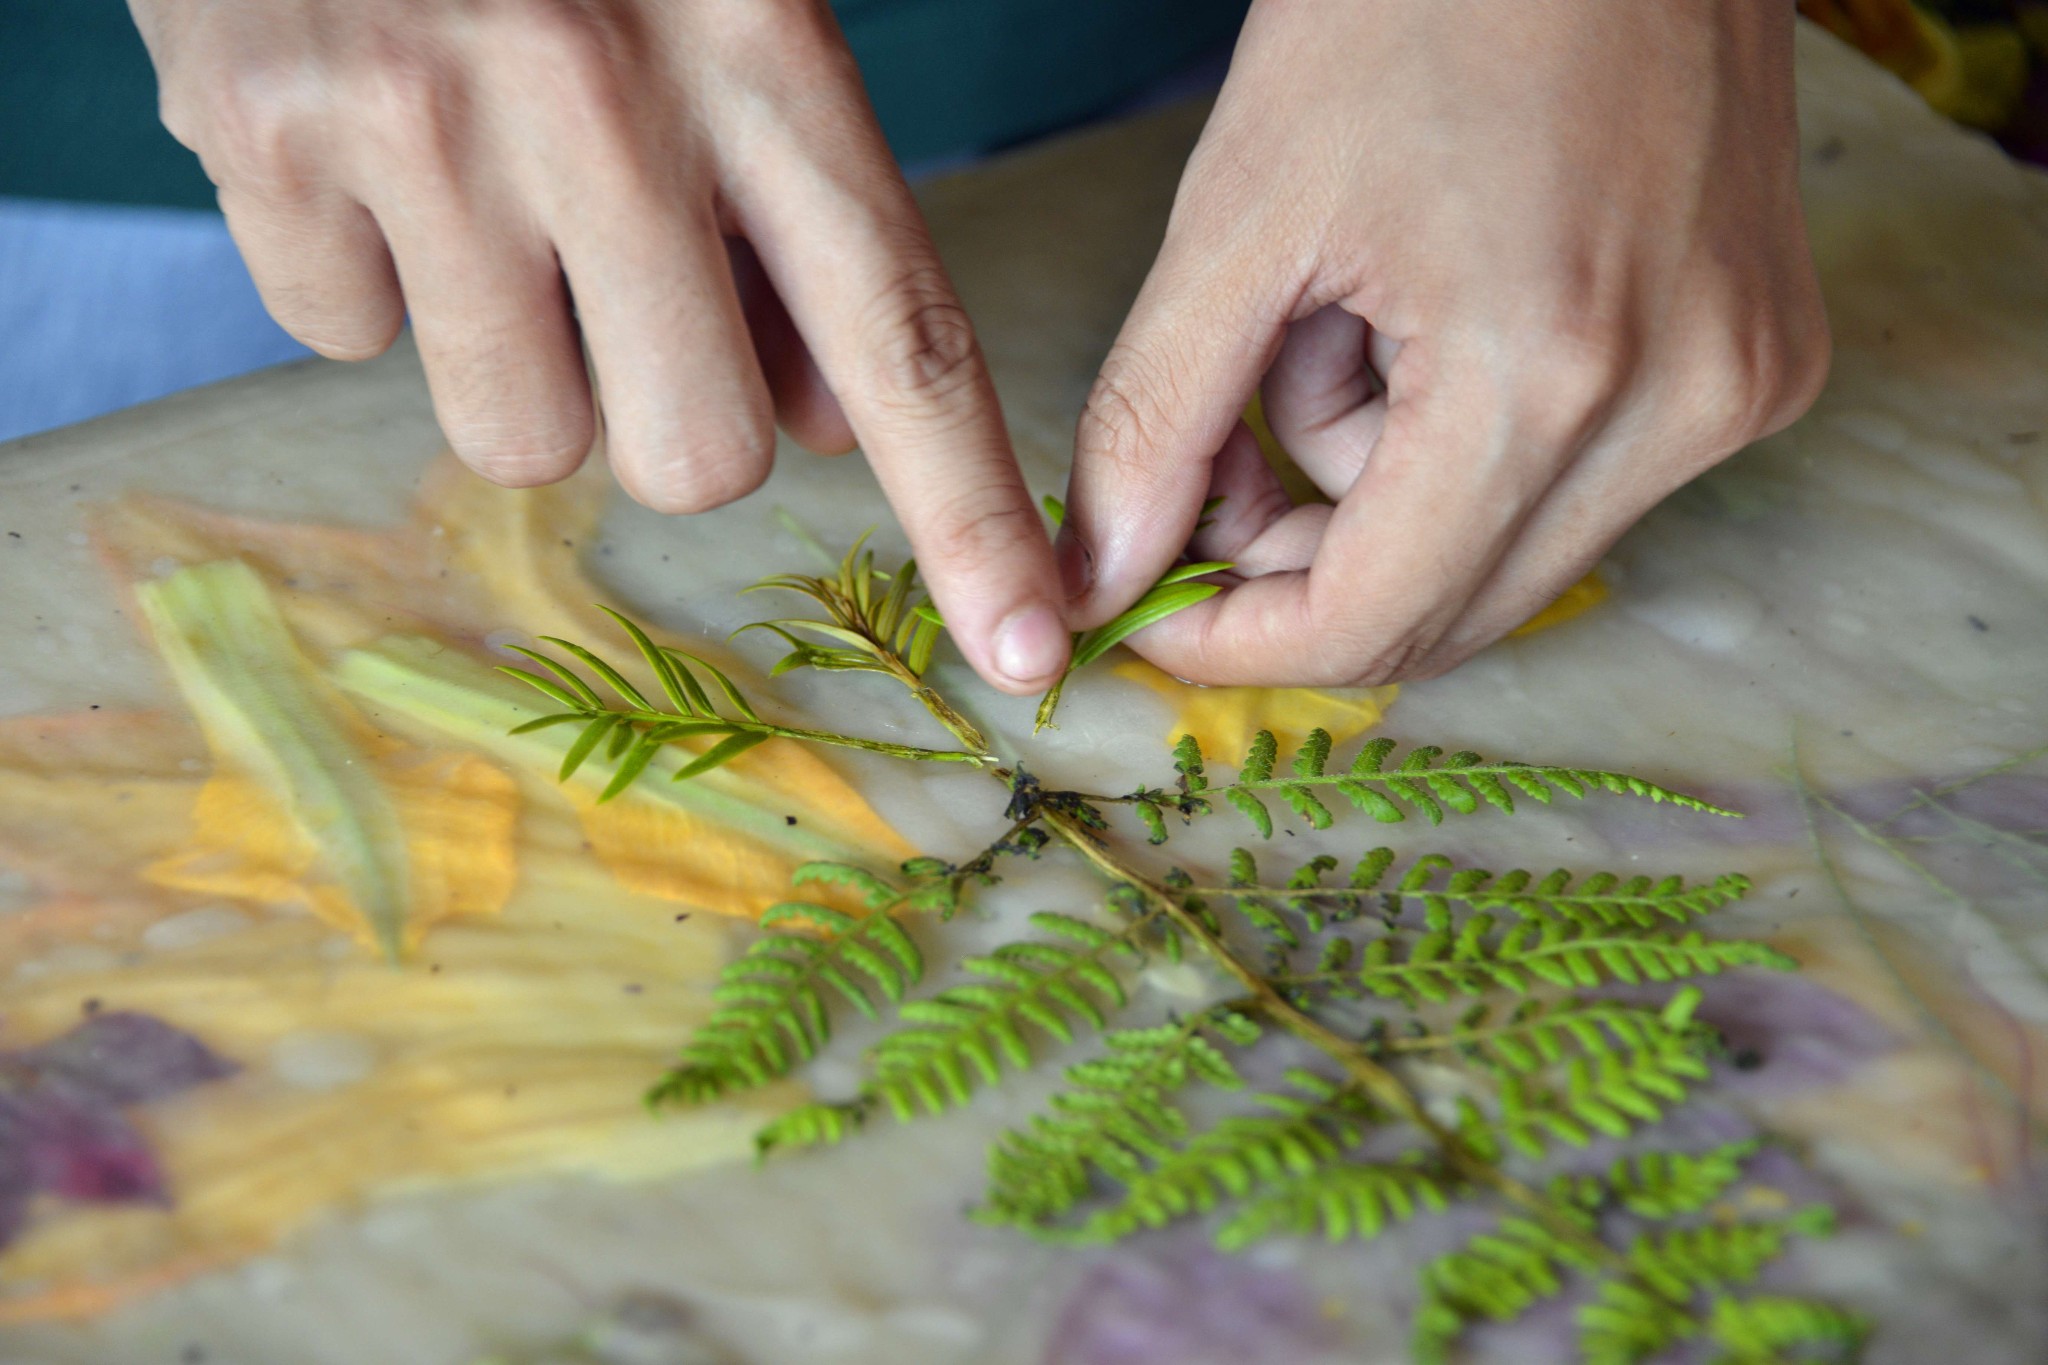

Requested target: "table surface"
[{"left": 2, "top": 23, "right": 2046, "bottom": 1365}]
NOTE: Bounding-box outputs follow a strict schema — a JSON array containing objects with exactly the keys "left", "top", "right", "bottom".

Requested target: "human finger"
[
  {"left": 728, "top": 78, "right": 1068, "bottom": 694},
  {"left": 728, "top": 237, "right": 855, "bottom": 456},
  {"left": 218, "top": 184, "right": 405, "bottom": 362},
  {"left": 1057, "top": 215, "right": 1288, "bottom": 630}
]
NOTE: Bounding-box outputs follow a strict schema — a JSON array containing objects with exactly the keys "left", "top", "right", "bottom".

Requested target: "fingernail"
[
  {"left": 1054, "top": 528, "right": 1093, "bottom": 602},
  {"left": 993, "top": 602, "right": 1068, "bottom": 689}
]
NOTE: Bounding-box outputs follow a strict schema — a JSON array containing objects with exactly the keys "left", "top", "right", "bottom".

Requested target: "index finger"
[{"left": 723, "top": 101, "right": 1067, "bottom": 695}]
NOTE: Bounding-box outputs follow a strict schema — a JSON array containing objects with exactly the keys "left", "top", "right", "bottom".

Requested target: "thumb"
[{"left": 1058, "top": 228, "right": 1286, "bottom": 629}]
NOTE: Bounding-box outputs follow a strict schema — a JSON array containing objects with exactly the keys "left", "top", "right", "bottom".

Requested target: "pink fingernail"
[
  {"left": 993, "top": 602, "right": 1068, "bottom": 688},
  {"left": 1055, "top": 529, "right": 1093, "bottom": 602}
]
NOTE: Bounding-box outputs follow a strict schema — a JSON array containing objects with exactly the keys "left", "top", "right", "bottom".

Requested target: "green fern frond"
[
  {"left": 1625, "top": 1208, "right": 1835, "bottom": 1299},
  {"left": 647, "top": 872, "right": 926, "bottom": 1107},
  {"left": 1393, "top": 995, "right": 1712, "bottom": 1072},
  {"left": 761, "top": 911, "right": 1156, "bottom": 1145},
  {"left": 1070, "top": 1070, "right": 1378, "bottom": 1243},
  {"left": 1596, "top": 1139, "right": 1763, "bottom": 1219},
  {"left": 1213, "top": 1156, "right": 1454, "bottom": 1250},
  {"left": 1706, "top": 1293, "right": 1869, "bottom": 1364},
  {"left": 1349, "top": 916, "right": 1787, "bottom": 1005},
  {"left": 979, "top": 1007, "right": 1260, "bottom": 1229},
  {"left": 1415, "top": 1211, "right": 1603, "bottom": 1364},
  {"left": 1179, "top": 730, "right": 1739, "bottom": 835},
  {"left": 1577, "top": 1209, "right": 1842, "bottom": 1365},
  {"left": 1366, "top": 855, "right": 1755, "bottom": 931},
  {"left": 754, "top": 1099, "right": 864, "bottom": 1156},
  {"left": 1484, "top": 1013, "right": 1716, "bottom": 1158}
]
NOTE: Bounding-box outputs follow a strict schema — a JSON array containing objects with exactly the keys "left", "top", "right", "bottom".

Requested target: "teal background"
[{"left": 0, "top": 0, "right": 1251, "bottom": 208}]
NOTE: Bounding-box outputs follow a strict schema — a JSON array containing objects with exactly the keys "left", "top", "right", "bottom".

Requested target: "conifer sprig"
[{"left": 499, "top": 605, "right": 985, "bottom": 800}]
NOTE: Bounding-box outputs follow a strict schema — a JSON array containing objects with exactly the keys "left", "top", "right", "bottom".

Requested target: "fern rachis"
[{"left": 513, "top": 537, "right": 1865, "bottom": 1364}]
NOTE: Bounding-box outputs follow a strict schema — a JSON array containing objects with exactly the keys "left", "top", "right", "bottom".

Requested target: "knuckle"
[
  {"left": 1076, "top": 347, "right": 1172, "bottom": 472},
  {"left": 1526, "top": 324, "right": 1632, "bottom": 436},
  {"left": 191, "top": 68, "right": 316, "bottom": 188},
  {"left": 1685, "top": 303, "right": 1834, "bottom": 451},
  {"left": 349, "top": 49, "right": 456, "bottom": 155},
  {"left": 1340, "top": 636, "right": 1437, "bottom": 688},
  {"left": 863, "top": 267, "right": 985, "bottom": 411},
  {"left": 485, "top": 0, "right": 629, "bottom": 115},
  {"left": 921, "top": 493, "right": 1043, "bottom": 573},
  {"left": 328, "top": 40, "right": 473, "bottom": 178}
]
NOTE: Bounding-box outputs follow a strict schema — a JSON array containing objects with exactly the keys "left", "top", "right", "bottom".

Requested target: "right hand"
[{"left": 129, "top": 0, "right": 1074, "bottom": 695}]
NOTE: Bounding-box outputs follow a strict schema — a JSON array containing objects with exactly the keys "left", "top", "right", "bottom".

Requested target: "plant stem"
[
  {"left": 611, "top": 708, "right": 987, "bottom": 767},
  {"left": 871, "top": 635, "right": 1618, "bottom": 1264}
]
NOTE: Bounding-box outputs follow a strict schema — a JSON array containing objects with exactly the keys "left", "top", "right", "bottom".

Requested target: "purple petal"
[
  {"left": 12, "top": 1081, "right": 167, "bottom": 1204},
  {"left": 22, "top": 1010, "right": 238, "bottom": 1105},
  {"left": 1047, "top": 1240, "right": 1339, "bottom": 1365},
  {"left": 0, "top": 1136, "right": 30, "bottom": 1249}
]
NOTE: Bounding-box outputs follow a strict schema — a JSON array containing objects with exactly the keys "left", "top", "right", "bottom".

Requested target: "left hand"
[{"left": 1055, "top": 0, "right": 1830, "bottom": 686}]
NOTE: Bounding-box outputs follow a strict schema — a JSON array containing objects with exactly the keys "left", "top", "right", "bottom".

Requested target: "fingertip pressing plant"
[{"left": 501, "top": 537, "right": 1869, "bottom": 1365}]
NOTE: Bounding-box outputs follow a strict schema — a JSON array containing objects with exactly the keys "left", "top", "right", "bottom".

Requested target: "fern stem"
[
  {"left": 1378, "top": 1005, "right": 1648, "bottom": 1055},
  {"left": 1209, "top": 763, "right": 1737, "bottom": 817},
  {"left": 1031, "top": 804, "right": 1611, "bottom": 1265},
  {"left": 607, "top": 707, "right": 988, "bottom": 766},
  {"left": 851, "top": 605, "right": 1632, "bottom": 1269}
]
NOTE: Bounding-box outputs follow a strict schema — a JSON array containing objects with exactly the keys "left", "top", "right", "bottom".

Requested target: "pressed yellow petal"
[
  {"left": 0, "top": 875, "right": 784, "bottom": 1315},
  {"left": 0, "top": 455, "right": 913, "bottom": 1316},
  {"left": 1510, "top": 569, "right": 1610, "bottom": 638},
  {"left": 1110, "top": 657, "right": 1397, "bottom": 758},
  {"left": 335, "top": 637, "right": 912, "bottom": 919}
]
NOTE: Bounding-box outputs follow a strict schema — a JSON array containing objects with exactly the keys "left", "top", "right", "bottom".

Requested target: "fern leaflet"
[
  {"left": 1180, "top": 730, "right": 1738, "bottom": 835},
  {"left": 646, "top": 864, "right": 925, "bottom": 1106},
  {"left": 979, "top": 1007, "right": 1259, "bottom": 1229}
]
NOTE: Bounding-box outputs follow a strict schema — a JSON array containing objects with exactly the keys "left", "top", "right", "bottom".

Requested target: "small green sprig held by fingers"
[
  {"left": 510, "top": 537, "right": 1868, "bottom": 1365},
  {"left": 913, "top": 497, "right": 1235, "bottom": 731}
]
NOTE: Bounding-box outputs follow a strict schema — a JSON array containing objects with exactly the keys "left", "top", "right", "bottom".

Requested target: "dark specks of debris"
[
  {"left": 2009, "top": 431, "right": 2040, "bottom": 445},
  {"left": 1732, "top": 1048, "right": 1765, "bottom": 1072},
  {"left": 561, "top": 538, "right": 574, "bottom": 549},
  {"left": 1840, "top": 730, "right": 1853, "bottom": 738},
  {"left": 1969, "top": 615, "right": 1989, "bottom": 632},
  {"left": 1812, "top": 136, "right": 1846, "bottom": 163},
  {"left": 429, "top": 963, "right": 442, "bottom": 975},
  {"left": 674, "top": 913, "right": 690, "bottom": 923},
  {"left": 82, "top": 997, "right": 102, "bottom": 1015},
  {"left": 784, "top": 814, "right": 798, "bottom": 826},
  {"left": 5, "top": 531, "right": 19, "bottom": 540},
  {"left": 181, "top": 1346, "right": 207, "bottom": 1364},
  {"left": 624, "top": 983, "right": 643, "bottom": 995}
]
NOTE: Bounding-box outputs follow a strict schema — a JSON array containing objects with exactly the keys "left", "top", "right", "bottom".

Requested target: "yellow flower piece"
[
  {"left": 1510, "top": 569, "right": 1610, "bottom": 638},
  {"left": 1110, "top": 657, "right": 1397, "bottom": 759},
  {"left": 0, "top": 455, "right": 914, "bottom": 1320}
]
